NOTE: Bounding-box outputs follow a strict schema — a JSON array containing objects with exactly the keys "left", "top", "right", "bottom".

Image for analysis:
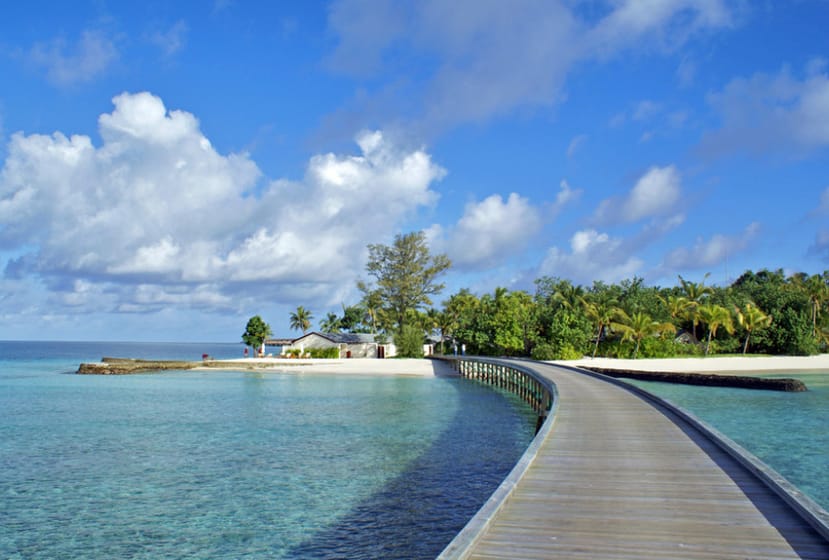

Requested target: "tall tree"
[
  {"left": 241, "top": 315, "right": 272, "bottom": 355},
  {"left": 583, "top": 295, "right": 619, "bottom": 358},
  {"left": 612, "top": 310, "right": 675, "bottom": 359},
  {"left": 319, "top": 312, "right": 342, "bottom": 334},
  {"left": 735, "top": 303, "right": 772, "bottom": 354},
  {"left": 698, "top": 303, "right": 734, "bottom": 356},
  {"left": 289, "top": 306, "right": 313, "bottom": 334},
  {"left": 359, "top": 231, "right": 451, "bottom": 333},
  {"left": 679, "top": 273, "right": 713, "bottom": 340}
]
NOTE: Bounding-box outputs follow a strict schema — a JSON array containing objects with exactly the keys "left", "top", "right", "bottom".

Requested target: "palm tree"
[
  {"left": 678, "top": 273, "right": 713, "bottom": 340},
  {"left": 661, "top": 294, "right": 693, "bottom": 324},
  {"left": 552, "top": 281, "right": 585, "bottom": 310},
  {"left": 319, "top": 312, "right": 341, "bottom": 334},
  {"left": 698, "top": 303, "right": 734, "bottom": 356},
  {"left": 793, "top": 273, "right": 828, "bottom": 337},
  {"left": 289, "top": 306, "right": 314, "bottom": 334},
  {"left": 612, "top": 310, "right": 676, "bottom": 359},
  {"left": 735, "top": 303, "right": 772, "bottom": 354},
  {"left": 583, "top": 296, "right": 619, "bottom": 358}
]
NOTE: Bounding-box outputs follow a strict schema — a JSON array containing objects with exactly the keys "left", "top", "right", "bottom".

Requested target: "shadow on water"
[{"left": 288, "top": 379, "right": 536, "bottom": 560}]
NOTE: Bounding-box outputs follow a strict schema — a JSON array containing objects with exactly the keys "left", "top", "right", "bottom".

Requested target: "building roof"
[{"left": 291, "top": 331, "right": 378, "bottom": 345}]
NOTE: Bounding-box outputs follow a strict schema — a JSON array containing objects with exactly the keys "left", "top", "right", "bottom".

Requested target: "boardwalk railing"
[{"left": 436, "top": 356, "right": 554, "bottom": 433}]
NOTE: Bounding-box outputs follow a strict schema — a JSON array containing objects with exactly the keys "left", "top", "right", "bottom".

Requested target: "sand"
[
  {"left": 207, "top": 354, "right": 829, "bottom": 378},
  {"left": 554, "top": 354, "right": 829, "bottom": 376},
  {"left": 208, "top": 357, "right": 456, "bottom": 376}
]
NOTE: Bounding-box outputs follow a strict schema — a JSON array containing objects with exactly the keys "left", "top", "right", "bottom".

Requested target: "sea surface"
[
  {"left": 626, "top": 372, "right": 829, "bottom": 511},
  {"left": 0, "top": 341, "right": 536, "bottom": 559}
]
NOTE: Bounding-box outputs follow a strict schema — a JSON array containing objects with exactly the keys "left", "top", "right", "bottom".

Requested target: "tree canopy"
[
  {"left": 242, "top": 315, "right": 272, "bottom": 350},
  {"left": 359, "top": 231, "right": 451, "bottom": 333}
]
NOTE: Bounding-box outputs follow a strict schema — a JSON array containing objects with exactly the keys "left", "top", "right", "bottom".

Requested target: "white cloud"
[
  {"left": 818, "top": 186, "right": 829, "bottom": 214},
  {"left": 539, "top": 229, "right": 643, "bottom": 284},
  {"left": 553, "top": 179, "right": 581, "bottom": 213},
  {"left": 632, "top": 100, "right": 661, "bottom": 121},
  {"left": 28, "top": 30, "right": 118, "bottom": 86},
  {"left": 810, "top": 229, "right": 829, "bottom": 262},
  {"left": 593, "top": 165, "right": 682, "bottom": 225},
  {"left": 701, "top": 63, "right": 829, "bottom": 156},
  {"left": 664, "top": 222, "right": 760, "bottom": 269},
  {"left": 326, "top": 0, "right": 735, "bottom": 132},
  {"left": 566, "top": 134, "right": 588, "bottom": 158},
  {"left": 146, "top": 20, "right": 188, "bottom": 57},
  {"left": 0, "top": 92, "right": 445, "bottom": 313},
  {"left": 431, "top": 193, "right": 541, "bottom": 269}
]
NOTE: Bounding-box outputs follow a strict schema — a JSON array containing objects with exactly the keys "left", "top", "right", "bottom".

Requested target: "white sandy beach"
[
  {"left": 210, "top": 354, "right": 829, "bottom": 377},
  {"left": 210, "top": 357, "right": 456, "bottom": 376},
  {"left": 555, "top": 354, "right": 829, "bottom": 375}
]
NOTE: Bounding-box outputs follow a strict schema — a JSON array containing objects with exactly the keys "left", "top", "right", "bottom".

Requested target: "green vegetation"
[
  {"left": 395, "top": 324, "right": 425, "bottom": 358},
  {"left": 307, "top": 347, "right": 340, "bottom": 359},
  {"left": 245, "top": 230, "right": 828, "bottom": 361},
  {"left": 241, "top": 315, "right": 272, "bottom": 351},
  {"left": 435, "top": 269, "right": 828, "bottom": 359},
  {"left": 359, "top": 231, "right": 451, "bottom": 334},
  {"left": 289, "top": 306, "right": 313, "bottom": 334}
]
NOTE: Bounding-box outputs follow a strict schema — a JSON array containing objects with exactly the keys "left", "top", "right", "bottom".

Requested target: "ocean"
[{"left": 0, "top": 341, "right": 536, "bottom": 559}]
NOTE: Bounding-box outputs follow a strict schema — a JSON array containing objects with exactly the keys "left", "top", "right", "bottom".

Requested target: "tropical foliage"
[
  {"left": 248, "top": 230, "right": 828, "bottom": 360},
  {"left": 241, "top": 315, "right": 272, "bottom": 351}
]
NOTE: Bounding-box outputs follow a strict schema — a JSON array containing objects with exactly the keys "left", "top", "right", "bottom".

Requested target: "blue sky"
[{"left": 0, "top": 1, "right": 827, "bottom": 342}]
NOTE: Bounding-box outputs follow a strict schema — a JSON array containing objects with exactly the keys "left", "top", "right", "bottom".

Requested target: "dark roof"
[
  {"left": 265, "top": 338, "right": 293, "bottom": 346},
  {"left": 292, "top": 331, "right": 377, "bottom": 345}
]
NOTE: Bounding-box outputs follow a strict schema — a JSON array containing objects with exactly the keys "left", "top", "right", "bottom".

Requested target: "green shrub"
[
  {"left": 531, "top": 341, "right": 582, "bottom": 360},
  {"left": 395, "top": 325, "right": 424, "bottom": 358},
  {"left": 307, "top": 347, "right": 341, "bottom": 359}
]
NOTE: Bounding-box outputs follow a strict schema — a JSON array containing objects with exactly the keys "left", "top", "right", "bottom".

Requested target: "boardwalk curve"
[{"left": 438, "top": 359, "right": 829, "bottom": 560}]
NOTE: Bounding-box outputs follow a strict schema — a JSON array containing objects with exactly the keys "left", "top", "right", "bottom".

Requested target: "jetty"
[{"left": 437, "top": 357, "right": 829, "bottom": 559}]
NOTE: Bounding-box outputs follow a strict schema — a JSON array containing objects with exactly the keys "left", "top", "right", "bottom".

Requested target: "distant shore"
[
  {"left": 555, "top": 355, "right": 829, "bottom": 376},
  {"left": 78, "top": 354, "right": 829, "bottom": 378}
]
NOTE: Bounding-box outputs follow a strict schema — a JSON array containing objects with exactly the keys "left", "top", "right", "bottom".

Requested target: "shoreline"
[
  {"left": 77, "top": 354, "right": 829, "bottom": 378},
  {"left": 554, "top": 354, "right": 829, "bottom": 376}
]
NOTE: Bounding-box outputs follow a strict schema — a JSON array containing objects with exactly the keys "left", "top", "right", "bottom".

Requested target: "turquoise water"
[
  {"left": 0, "top": 342, "right": 536, "bottom": 559},
  {"left": 626, "top": 372, "right": 829, "bottom": 511}
]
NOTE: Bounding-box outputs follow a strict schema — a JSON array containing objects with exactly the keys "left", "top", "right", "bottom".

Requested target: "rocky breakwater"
[{"left": 77, "top": 357, "right": 200, "bottom": 375}]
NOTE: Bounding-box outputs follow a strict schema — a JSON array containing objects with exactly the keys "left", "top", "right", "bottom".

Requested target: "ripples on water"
[
  {"left": 626, "top": 372, "right": 829, "bottom": 511},
  {"left": 0, "top": 342, "right": 536, "bottom": 559}
]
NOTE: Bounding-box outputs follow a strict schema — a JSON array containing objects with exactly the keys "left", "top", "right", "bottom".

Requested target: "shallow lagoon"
[{"left": 0, "top": 342, "right": 536, "bottom": 559}]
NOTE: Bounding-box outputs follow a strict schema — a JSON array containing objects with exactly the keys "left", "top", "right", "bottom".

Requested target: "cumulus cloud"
[
  {"left": 325, "top": 0, "right": 735, "bottom": 132},
  {"left": 593, "top": 165, "right": 682, "bottom": 225},
  {"left": 538, "top": 229, "right": 644, "bottom": 284},
  {"left": 0, "top": 92, "right": 444, "bottom": 313},
  {"left": 27, "top": 30, "right": 118, "bottom": 86},
  {"left": 701, "top": 62, "right": 829, "bottom": 157},
  {"left": 430, "top": 192, "right": 541, "bottom": 269},
  {"left": 663, "top": 222, "right": 760, "bottom": 270}
]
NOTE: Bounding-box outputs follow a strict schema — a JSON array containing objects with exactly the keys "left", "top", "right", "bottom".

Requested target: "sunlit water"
[
  {"left": 0, "top": 342, "right": 536, "bottom": 559},
  {"left": 626, "top": 371, "right": 829, "bottom": 511}
]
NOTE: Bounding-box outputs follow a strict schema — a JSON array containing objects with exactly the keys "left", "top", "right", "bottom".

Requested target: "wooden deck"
[{"left": 443, "top": 360, "right": 829, "bottom": 559}]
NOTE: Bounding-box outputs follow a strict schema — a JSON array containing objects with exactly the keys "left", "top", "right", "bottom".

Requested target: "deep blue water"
[
  {"left": 0, "top": 342, "right": 536, "bottom": 559},
  {"left": 626, "top": 372, "right": 829, "bottom": 511}
]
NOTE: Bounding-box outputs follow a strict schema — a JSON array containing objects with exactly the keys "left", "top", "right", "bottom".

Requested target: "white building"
[{"left": 285, "top": 332, "right": 397, "bottom": 358}]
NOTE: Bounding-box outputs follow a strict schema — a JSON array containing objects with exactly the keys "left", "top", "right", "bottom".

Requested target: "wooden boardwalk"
[{"left": 442, "top": 360, "right": 829, "bottom": 559}]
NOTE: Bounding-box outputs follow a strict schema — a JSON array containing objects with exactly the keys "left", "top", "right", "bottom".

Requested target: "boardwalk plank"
[{"left": 461, "top": 361, "right": 829, "bottom": 560}]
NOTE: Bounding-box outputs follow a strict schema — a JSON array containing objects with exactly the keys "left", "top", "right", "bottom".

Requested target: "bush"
[
  {"left": 531, "top": 341, "right": 582, "bottom": 361},
  {"left": 395, "top": 325, "right": 424, "bottom": 358},
  {"left": 307, "top": 347, "right": 340, "bottom": 359}
]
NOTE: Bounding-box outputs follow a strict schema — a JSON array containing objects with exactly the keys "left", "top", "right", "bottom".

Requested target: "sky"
[{"left": 0, "top": 1, "right": 827, "bottom": 342}]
